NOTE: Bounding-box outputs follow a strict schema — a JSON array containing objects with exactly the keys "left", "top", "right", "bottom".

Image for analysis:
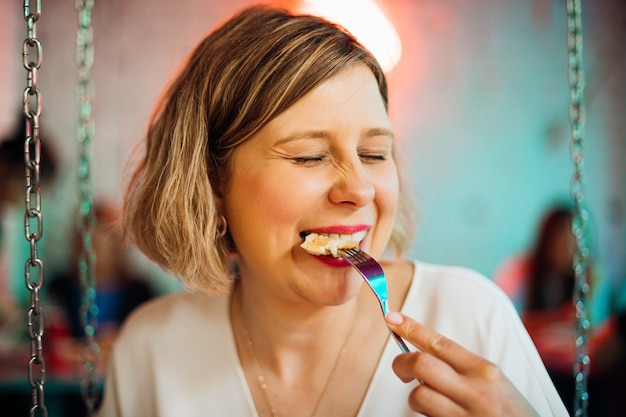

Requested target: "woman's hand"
[{"left": 385, "top": 311, "right": 539, "bottom": 417}]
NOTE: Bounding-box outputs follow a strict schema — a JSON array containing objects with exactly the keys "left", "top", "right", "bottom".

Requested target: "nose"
[{"left": 328, "top": 161, "right": 375, "bottom": 207}]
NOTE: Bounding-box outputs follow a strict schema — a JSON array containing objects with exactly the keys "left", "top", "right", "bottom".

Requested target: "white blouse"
[{"left": 97, "top": 261, "right": 569, "bottom": 417}]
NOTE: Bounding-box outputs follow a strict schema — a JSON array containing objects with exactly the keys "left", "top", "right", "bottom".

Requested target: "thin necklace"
[{"left": 234, "top": 292, "right": 356, "bottom": 417}]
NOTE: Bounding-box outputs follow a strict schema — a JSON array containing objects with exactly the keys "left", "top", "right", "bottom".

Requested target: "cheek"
[
  {"left": 225, "top": 167, "right": 315, "bottom": 246},
  {"left": 377, "top": 167, "right": 400, "bottom": 216},
  {"left": 367, "top": 167, "right": 399, "bottom": 258},
  {"left": 248, "top": 175, "right": 312, "bottom": 223}
]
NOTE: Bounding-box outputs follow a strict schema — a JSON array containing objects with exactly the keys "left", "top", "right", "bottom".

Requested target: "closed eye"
[
  {"left": 359, "top": 153, "right": 387, "bottom": 162},
  {"left": 292, "top": 155, "right": 326, "bottom": 166}
]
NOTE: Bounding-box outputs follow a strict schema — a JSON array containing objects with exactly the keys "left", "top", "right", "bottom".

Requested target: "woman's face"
[
  {"left": 548, "top": 218, "right": 575, "bottom": 275},
  {"left": 222, "top": 65, "right": 399, "bottom": 305}
]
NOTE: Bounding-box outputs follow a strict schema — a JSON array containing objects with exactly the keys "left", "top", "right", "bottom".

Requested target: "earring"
[{"left": 216, "top": 214, "right": 228, "bottom": 239}]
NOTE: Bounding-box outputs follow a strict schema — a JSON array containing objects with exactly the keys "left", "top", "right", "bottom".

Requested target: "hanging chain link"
[
  {"left": 22, "top": 1, "right": 48, "bottom": 416},
  {"left": 76, "top": 0, "right": 100, "bottom": 415},
  {"left": 566, "top": 1, "right": 590, "bottom": 416}
]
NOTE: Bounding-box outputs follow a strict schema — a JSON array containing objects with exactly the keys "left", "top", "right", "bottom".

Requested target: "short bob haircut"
[{"left": 124, "top": 5, "right": 414, "bottom": 293}]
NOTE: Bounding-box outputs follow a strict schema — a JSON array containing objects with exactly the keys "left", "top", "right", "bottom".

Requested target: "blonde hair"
[{"left": 124, "top": 5, "right": 414, "bottom": 293}]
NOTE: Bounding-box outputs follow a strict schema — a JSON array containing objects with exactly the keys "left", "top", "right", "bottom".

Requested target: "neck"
[
  {"left": 232, "top": 282, "right": 360, "bottom": 372},
  {"left": 232, "top": 285, "right": 359, "bottom": 417}
]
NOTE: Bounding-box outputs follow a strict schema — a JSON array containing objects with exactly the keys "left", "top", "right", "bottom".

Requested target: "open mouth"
[{"left": 300, "top": 230, "right": 367, "bottom": 257}]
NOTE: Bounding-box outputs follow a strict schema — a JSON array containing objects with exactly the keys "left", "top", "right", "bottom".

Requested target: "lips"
[{"left": 300, "top": 230, "right": 367, "bottom": 257}]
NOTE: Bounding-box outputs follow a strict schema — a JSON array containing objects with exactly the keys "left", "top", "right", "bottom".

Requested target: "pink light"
[{"left": 300, "top": 0, "right": 402, "bottom": 72}]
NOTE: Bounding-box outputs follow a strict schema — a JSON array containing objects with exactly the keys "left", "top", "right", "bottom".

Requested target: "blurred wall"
[{"left": 1, "top": 0, "right": 624, "bottom": 316}]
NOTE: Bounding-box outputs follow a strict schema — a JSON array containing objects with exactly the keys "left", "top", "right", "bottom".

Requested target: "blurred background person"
[
  {"left": 494, "top": 204, "right": 576, "bottom": 316},
  {"left": 47, "top": 201, "right": 157, "bottom": 372},
  {"left": 494, "top": 203, "right": 625, "bottom": 416}
]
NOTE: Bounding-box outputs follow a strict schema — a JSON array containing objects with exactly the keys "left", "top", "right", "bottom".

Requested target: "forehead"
[
  {"left": 262, "top": 65, "right": 390, "bottom": 136},
  {"left": 313, "top": 65, "right": 384, "bottom": 107}
]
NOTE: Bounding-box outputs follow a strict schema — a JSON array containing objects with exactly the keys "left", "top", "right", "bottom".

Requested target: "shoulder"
[
  {"left": 383, "top": 258, "right": 517, "bottom": 322},
  {"left": 117, "top": 291, "right": 229, "bottom": 342},
  {"left": 110, "top": 290, "right": 232, "bottom": 376},
  {"left": 403, "top": 260, "right": 521, "bottom": 330},
  {"left": 401, "top": 261, "right": 525, "bottom": 354},
  {"left": 102, "top": 291, "right": 241, "bottom": 416},
  {"left": 413, "top": 260, "right": 507, "bottom": 298},
  {"left": 383, "top": 258, "right": 497, "bottom": 290}
]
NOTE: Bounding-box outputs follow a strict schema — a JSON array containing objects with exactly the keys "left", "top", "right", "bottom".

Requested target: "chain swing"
[
  {"left": 75, "top": 1, "right": 100, "bottom": 415},
  {"left": 20, "top": 0, "right": 100, "bottom": 416},
  {"left": 22, "top": 1, "right": 47, "bottom": 415},
  {"left": 566, "top": 1, "right": 591, "bottom": 417}
]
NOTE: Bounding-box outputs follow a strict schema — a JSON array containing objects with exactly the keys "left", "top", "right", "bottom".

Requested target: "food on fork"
[{"left": 300, "top": 231, "right": 366, "bottom": 257}]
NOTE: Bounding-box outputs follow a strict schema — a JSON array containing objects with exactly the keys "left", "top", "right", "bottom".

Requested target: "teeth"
[{"left": 300, "top": 230, "right": 367, "bottom": 257}]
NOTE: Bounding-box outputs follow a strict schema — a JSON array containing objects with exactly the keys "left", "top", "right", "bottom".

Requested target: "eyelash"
[
  {"left": 291, "top": 153, "right": 387, "bottom": 165},
  {"left": 293, "top": 156, "right": 325, "bottom": 164},
  {"left": 360, "top": 154, "right": 387, "bottom": 161}
]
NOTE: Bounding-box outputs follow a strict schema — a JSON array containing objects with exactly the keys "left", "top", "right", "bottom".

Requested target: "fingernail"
[{"left": 385, "top": 311, "right": 403, "bottom": 325}]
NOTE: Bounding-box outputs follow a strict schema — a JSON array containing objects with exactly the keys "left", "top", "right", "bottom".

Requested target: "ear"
[
  {"left": 213, "top": 186, "right": 225, "bottom": 214},
  {"left": 209, "top": 165, "right": 227, "bottom": 215}
]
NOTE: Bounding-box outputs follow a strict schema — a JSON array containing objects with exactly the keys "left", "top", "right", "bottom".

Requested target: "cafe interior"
[{"left": 0, "top": 0, "right": 624, "bottom": 416}]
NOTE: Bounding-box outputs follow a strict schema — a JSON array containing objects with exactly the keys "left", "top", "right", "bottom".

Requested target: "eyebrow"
[
  {"left": 275, "top": 127, "right": 395, "bottom": 146},
  {"left": 364, "top": 127, "right": 395, "bottom": 140}
]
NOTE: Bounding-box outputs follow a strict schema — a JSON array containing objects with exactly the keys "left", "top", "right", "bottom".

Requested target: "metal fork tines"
[{"left": 340, "top": 248, "right": 410, "bottom": 353}]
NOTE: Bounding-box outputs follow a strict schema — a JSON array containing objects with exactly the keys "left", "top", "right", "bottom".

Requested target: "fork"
[{"left": 340, "top": 248, "right": 410, "bottom": 353}]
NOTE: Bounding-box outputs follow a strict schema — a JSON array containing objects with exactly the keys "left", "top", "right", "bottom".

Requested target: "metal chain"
[
  {"left": 566, "top": 1, "right": 590, "bottom": 416},
  {"left": 22, "top": 1, "right": 48, "bottom": 416},
  {"left": 76, "top": 0, "right": 100, "bottom": 415}
]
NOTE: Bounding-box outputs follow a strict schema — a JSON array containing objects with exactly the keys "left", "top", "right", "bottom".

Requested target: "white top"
[{"left": 97, "top": 261, "right": 569, "bottom": 417}]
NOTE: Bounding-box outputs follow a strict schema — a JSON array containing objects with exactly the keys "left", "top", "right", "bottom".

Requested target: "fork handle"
[{"left": 391, "top": 331, "right": 410, "bottom": 353}]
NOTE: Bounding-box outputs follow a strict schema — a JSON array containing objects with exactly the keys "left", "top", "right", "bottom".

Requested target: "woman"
[
  {"left": 494, "top": 205, "right": 576, "bottom": 315},
  {"left": 98, "top": 6, "right": 568, "bottom": 416}
]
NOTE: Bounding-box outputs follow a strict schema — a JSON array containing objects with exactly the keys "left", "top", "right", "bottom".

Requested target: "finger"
[
  {"left": 392, "top": 351, "right": 472, "bottom": 401},
  {"left": 385, "top": 311, "right": 486, "bottom": 374},
  {"left": 407, "top": 383, "right": 466, "bottom": 417}
]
